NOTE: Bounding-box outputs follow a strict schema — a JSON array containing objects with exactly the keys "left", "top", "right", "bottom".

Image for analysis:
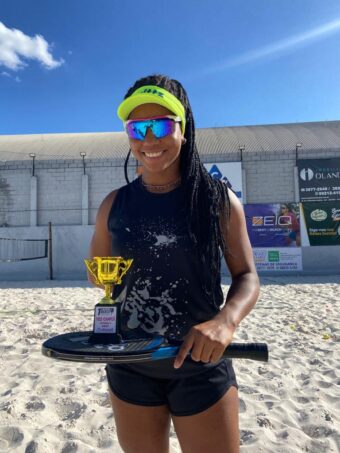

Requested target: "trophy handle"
[
  {"left": 84, "top": 259, "right": 100, "bottom": 285},
  {"left": 117, "top": 259, "right": 133, "bottom": 284}
]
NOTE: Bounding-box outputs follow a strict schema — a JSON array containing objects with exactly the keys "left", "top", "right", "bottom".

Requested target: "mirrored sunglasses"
[{"left": 124, "top": 115, "right": 181, "bottom": 141}]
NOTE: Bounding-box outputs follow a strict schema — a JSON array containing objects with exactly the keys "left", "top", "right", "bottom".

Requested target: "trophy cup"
[{"left": 85, "top": 256, "right": 133, "bottom": 344}]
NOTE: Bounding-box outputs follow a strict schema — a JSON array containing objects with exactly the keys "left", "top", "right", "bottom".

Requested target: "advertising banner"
[
  {"left": 204, "top": 162, "right": 243, "bottom": 202},
  {"left": 253, "top": 248, "right": 302, "bottom": 271},
  {"left": 244, "top": 203, "right": 301, "bottom": 247},
  {"left": 298, "top": 158, "right": 340, "bottom": 202},
  {"left": 301, "top": 202, "right": 340, "bottom": 246}
]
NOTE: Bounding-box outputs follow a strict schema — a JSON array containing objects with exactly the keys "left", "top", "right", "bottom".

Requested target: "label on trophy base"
[{"left": 93, "top": 305, "right": 117, "bottom": 334}]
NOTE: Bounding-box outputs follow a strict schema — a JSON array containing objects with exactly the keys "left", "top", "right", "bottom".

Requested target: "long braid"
[
  {"left": 123, "top": 149, "right": 131, "bottom": 183},
  {"left": 121, "top": 74, "right": 230, "bottom": 307}
]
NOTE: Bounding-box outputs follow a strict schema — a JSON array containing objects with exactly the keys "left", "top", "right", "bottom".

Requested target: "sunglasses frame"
[{"left": 124, "top": 115, "right": 182, "bottom": 140}]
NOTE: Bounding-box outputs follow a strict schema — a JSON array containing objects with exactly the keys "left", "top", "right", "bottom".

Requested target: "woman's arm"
[
  {"left": 216, "top": 189, "right": 260, "bottom": 329},
  {"left": 174, "top": 189, "right": 259, "bottom": 368},
  {"left": 87, "top": 190, "right": 117, "bottom": 287}
]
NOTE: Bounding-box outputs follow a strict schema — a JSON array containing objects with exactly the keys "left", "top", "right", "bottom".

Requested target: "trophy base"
[
  {"left": 88, "top": 332, "right": 122, "bottom": 345},
  {"left": 91, "top": 303, "right": 122, "bottom": 345}
]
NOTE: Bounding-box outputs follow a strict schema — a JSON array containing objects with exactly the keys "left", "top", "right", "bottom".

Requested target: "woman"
[
  {"left": 279, "top": 204, "right": 301, "bottom": 247},
  {"left": 89, "top": 74, "right": 260, "bottom": 453}
]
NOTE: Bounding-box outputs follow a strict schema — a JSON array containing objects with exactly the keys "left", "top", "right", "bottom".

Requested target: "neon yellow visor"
[{"left": 117, "top": 85, "right": 186, "bottom": 134}]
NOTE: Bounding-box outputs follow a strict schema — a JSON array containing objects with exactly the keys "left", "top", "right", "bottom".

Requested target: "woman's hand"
[{"left": 173, "top": 317, "right": 235, "bottom": 369}]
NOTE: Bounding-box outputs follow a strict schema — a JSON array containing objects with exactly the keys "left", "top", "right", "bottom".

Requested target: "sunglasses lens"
[
  {"left": 126, "top": 118, "right": 175, "bottom": 140},
  {"left": 151, "top": 119, "right": 174, "bottom": 138},
  {"left": 125, "top": 121, "right": 146, "bottom": 140}
]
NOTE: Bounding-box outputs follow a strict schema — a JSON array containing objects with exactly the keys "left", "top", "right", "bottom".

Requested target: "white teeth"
[{"left": 144, "top": 151, "right": 163, "bottom": 158}]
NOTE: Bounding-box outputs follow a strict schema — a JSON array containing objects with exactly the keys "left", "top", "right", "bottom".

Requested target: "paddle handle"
[{"left": 152, "top": 342, "right": 269, "bottom": 362}]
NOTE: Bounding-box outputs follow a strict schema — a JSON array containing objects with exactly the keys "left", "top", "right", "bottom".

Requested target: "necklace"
[{"left": 140, "top": 176, "right": 181, "bottom": 192}]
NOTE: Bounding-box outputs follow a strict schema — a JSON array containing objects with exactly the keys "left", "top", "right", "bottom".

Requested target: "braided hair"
[{"left": 122, "top": 74, "right": 230, "bottom": 307}]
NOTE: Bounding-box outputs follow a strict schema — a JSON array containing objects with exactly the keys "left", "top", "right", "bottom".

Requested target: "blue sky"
[{"left": 1, "top": 0, "right": 340, "bottom": 135}]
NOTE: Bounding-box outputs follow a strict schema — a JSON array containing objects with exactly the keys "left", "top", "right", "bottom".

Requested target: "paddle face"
[
  {"left": 42, "top": 331, "right": 269, "bottom": 364},
  {"left": 42, "top": 331, "right": 166, "bottom": 363}
]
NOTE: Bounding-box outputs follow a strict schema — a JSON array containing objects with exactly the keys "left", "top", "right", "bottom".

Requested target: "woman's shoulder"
[
  {"left": 219, "top": 187, "right": 244, "bottom": 234},
  {"left": 225, "top": 187, "right": 243, "bottom": 216}
]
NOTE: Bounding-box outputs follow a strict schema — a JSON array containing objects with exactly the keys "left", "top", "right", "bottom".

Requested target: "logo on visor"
[{"left": 140, "top": 88, "right": 165, "bottom": 98}]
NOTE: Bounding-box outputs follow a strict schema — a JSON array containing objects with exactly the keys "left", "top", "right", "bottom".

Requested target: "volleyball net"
[{"left": 0, "top": 238, "right": 48, "bottom": 262}]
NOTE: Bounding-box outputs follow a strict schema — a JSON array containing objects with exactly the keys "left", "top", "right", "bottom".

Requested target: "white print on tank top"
[
  {"left": 122, "top": 277, "right": 189, "bottom": 336},
  {"left": 154, "top": 234, "right": 177, "bottom": 246},
  {"left": 116, "top": 215, "right": 192, "bottom": 337},
  {"left": 144, "top": 230, "right": 178, "bottom": 259}
]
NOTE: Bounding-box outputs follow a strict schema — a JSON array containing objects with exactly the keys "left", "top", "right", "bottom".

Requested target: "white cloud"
[{"left": 0, "top": 21, "right": 64, "bottom": 71}]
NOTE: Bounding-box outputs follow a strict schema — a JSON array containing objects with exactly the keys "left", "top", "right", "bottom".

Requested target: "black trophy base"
[{"left": 88, "top": 332, "right": 122, "bottom": 345}]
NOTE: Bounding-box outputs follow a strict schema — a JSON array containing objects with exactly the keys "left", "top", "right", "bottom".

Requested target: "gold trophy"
[{"left": 85, "top": 256, "right": 133, "bottom": 344}]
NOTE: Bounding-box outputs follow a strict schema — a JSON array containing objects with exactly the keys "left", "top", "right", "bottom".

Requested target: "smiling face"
[{"left": 127, "top": 103, "right": 184, "bottom": 180}]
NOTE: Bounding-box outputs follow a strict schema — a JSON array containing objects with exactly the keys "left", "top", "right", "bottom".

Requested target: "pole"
[{"left": 48, "top": 222, "right": 53, "bottom": 280}]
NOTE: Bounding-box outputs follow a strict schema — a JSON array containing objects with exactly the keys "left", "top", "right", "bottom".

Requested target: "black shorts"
[{"left": 105, "top": 359, "right": 238, "bottom": 417}]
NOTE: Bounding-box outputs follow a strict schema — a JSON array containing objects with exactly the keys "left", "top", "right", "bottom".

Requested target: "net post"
[
  {"left": 82, "top": 174, "right": 89, "bottom": 225},
  {"left": 30, "top": 176, "right": 38, "bottom": 226},
  {"left": 48, "top": 222, "right": 53, "bottom": 280}
]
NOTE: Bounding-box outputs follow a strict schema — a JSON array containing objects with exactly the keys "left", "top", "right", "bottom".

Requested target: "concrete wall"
[
  {"left": 0, "top": 148, "right": 339, "bottom": 280},
  {"left": 1, "top": 149, "right": 339, "bottom": 227},
  {"left": 0, "top": 169, "right": 31, "bottom": 226},
  {"left": 0, "top": 159, "right": 136, "bottom": 227}
]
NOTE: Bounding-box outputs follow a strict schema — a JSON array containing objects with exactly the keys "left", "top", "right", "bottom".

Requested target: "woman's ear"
[{"left": 182, "top": 137, "right": 187, "bottom": 145}]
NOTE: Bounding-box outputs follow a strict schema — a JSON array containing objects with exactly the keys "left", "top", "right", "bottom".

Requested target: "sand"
[{"left": 0, "top": 276, "right": 339, "bottom": 452}]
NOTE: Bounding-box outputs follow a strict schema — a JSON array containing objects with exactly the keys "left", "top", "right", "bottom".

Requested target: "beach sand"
[{"left": 0, "top": 276, "right": 339, "bottom": 452}]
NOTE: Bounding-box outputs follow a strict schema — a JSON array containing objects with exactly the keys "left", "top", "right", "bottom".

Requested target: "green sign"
[
  {"left": 302, "top": 202, "right": 340, "bottom": 246},
  {"left": 268, "top": 251, "right": 280, "bottom": 262}
]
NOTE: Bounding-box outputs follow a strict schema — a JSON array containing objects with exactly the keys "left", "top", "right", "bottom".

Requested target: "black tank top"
[{"left": 107, "top": 177, "right": 225, "bottom": 377}]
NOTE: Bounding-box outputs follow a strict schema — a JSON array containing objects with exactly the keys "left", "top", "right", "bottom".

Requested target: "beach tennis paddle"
[{"left": 42, "top": 331, "right": 268, "bottom": 363}]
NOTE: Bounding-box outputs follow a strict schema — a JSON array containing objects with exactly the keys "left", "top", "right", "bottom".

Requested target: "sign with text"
[
  {"left": 244, "top": 203, "right": 301, "bottom": 247},
  {"left": 301, "top": 201, "right": 340, "bottom": 246},
  {"left": 204, "top": 162, "right": 243, "bottom": 202},
  {"left": 298, "top": 158, "right": 340, "bottom": 202},
  {"left": 94, "top": 306, "right": 117, "bottom": 334},
  {"left": 253, "top": 248, "right": 302, "bottom": 271}
]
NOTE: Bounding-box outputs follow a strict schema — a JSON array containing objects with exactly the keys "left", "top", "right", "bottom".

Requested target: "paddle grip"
[{"left": 153, "top": 342, "right": 268, "bottom": 362}]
